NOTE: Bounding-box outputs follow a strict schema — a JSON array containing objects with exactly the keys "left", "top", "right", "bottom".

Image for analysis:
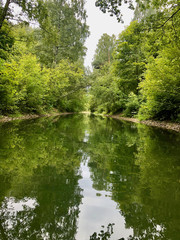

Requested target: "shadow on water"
[{"left": 0, "top": 114, "right": 179, "bottom": 239}]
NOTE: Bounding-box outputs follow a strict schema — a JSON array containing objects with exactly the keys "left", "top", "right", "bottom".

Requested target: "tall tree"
[
  {"left": 112, "top": 21, "right": 145, "bottom": 94},
  {"left": 92, "top": 33, "right": 116, "bottom": 69},
  {"left": 35, "top": 0, "right": 89, "bottom": 66}
]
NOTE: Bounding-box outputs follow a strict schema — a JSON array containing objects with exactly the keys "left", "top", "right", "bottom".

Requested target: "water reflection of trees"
[
  {"left": 0, "top": 115, "right": 179, "bottom": 239},
  {"left": 0, "top": 115, "right": 86, "bottom": 240},
  {"left": 87, "top": 117, "right": 180, "bottom": 240}
]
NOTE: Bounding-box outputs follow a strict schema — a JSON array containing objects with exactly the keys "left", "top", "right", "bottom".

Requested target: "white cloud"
[{"left": 84, "top": 0, "right": 134, "bottom": 68}]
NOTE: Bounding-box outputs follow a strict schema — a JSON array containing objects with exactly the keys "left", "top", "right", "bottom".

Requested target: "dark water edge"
[
  {"left": 107, "top": 115, "right": 180, "bottom": 132},
  {"left": 0, "top": 112, "right": 73, "bottom": 123},
  {"left": 0, "top": 114, "right": 179, "bottom": 240}
]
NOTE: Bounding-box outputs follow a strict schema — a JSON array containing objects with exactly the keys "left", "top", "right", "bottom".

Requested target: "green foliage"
[
  {"left": 0, "top": 58, "right": 19, "bottom": 113},
  {"left": 0, "top": 53, "right": 48, "bottom": 114},
  {"left": 124, "top": 92, "right": 140, "bottom": 117},
  {"left": 112, "top": 21, "right": 146, "bottom": 95},
  {"left": 47, "top": 60, "right": 86, "bottom": 111},
  {"left": 0, "top": 1, "right": 89, "bottom": 115},
  {"left": 0, "top": 21, "right": 14, "bottom": 59},
  {"left": 95, "top": 0, "right": 179, "bottom": 22},
  {"left": 90, "top": 2, "right": 180, "bottom": 122},
  {"left": 0, "top": 0, "right": 180, "bottom": 121},
  {"left": 90, "top": 22, "right": 145, "bottom": 115},
  {"left": 92, "top": 33, "right": 116, "bottom": 69},
  {"left": 89, "top": 66, "right": 127, "bottom": 114},
  {"left": 0, "top": 45, "right": 87, "bottom": 114},
  {"left": 138, "top": 46, "right": 180, "bottom": 121},
  {"left": 95, "top": 0, "right": 134, "bottom": 22},
  {"left": 0, "top": 0, "right": 47, "bottom": 30},
  {"left": 35, "top": 0, "right": 89, "bottom": 66}
]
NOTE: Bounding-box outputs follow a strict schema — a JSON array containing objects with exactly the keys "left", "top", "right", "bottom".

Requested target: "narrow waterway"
[{"left": 0, "top": 114, "right": 179, "bottom": 240}]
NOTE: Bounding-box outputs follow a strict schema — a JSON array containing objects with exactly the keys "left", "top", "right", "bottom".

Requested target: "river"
[{"left": 0, "top": 114, "right": 179, "bottom": 240}]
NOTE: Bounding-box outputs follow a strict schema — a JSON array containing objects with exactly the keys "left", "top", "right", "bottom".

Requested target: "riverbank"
[
  {"left": 0, "top": 112, "right": 73, "bottom": 123},
  {"left": 1, "top": 112, "right": 180, "bottom": 132},
  {"left": 107, "top": 115, "right": 180, "bottom": 133}
]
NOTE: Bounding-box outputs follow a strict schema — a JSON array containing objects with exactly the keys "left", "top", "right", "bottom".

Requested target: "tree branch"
[
  {"left": 158, "top": 7, "right": 180, "bottom": 29},
  {"left": 141, "top": 7, "right": 180, "bottom": 32}
]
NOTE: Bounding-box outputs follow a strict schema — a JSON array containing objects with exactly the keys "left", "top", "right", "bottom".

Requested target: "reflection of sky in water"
[
  {"left": 83, "top": 130, "right": 89, "bottom": 143},
  {"left": 0, "top": 197, "right": 38, "bottom": 229},
  {"left": 77, "top": 153, "right": 133, "bottom": 239}
]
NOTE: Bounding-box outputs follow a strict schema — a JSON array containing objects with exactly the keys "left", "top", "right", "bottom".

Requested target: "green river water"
[{"left": 0, "top": 114, "right": 179, "bottom": 240}]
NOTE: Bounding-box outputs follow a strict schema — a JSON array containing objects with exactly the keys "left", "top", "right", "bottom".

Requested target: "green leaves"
[
  {"left": 90, "top": 2, "right": 180, "bottom": 121},
  {"left": 139, "top": 46, "right": 180, "bottom": 121},
  {"left": 92, "top": 33, "right": 116, "bottom": 69},
  {"left": 89, "top": 66, "right": 127, "bottom": 114},
  {"left": 112, "top": 21, "right": 146, "bottom": 95},
  {"left": 0, "top": 52, "right": 86, "bottom": 114},
  {"left": 47, "top": 60, "right": 86, "bottom": 111},
  {"left": 0, "top": 0, "right": 89, "bottom": 115},
  {"left": 0, "top": 53, "right": 46, "bottom": 114},
  {"left": 36, "top": 0, "right": 89, "bottom": 66},
  {"left": 0, "top": 21, "right": 14, "bottom": 59},
  {"left": 95, "top": 0, "right": 134, "bottom": 22}
]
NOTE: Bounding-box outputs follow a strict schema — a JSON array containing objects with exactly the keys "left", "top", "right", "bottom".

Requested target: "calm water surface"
[{"left": 0, "top": 114, "right": 179, "bottom": 240}]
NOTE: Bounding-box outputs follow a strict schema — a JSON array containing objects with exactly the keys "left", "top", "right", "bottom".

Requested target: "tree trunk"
[{"left": 0, "top": 0, "right": 11, "bottom": 30}]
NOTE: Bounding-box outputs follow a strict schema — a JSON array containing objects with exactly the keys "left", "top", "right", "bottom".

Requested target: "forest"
[{"left": 0, "top": 0, "right": 180, "bottom": 122}]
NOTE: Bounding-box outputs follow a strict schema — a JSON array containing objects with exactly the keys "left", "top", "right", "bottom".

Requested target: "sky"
[{"left": 84, "top": 0, "right": 134, "bottom": 68}]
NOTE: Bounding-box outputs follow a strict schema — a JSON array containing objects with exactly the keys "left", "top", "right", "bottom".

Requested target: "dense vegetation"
[
  {"left": 0, "top": 0, "right": 180, "bottom": 122},
  {"left": 90, "top": 0, "right": 180, "bottom": 122},
  {"left": 0, "top": 0, "right": 89, "bottom": 115}
]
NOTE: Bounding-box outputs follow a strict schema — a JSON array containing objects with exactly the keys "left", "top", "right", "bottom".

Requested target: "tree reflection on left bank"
[{"left": 0, "top": 115, "right": 86, "bottom": 240}]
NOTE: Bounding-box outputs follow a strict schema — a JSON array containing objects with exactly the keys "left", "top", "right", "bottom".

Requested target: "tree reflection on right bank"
[{"left": 87, "top": 116, "right": 180, "bottom": 240}]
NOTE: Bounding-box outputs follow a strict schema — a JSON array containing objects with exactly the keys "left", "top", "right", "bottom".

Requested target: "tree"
[
  {"left": 0, "top": 52, "right": 49, "bottom": 114},
  {"left": 89, "top": 66, "right": 126, "bottom": 113},
  {"left": 92, "top": 33, "right": 116, "bottom": 69},
  {"left": 47, "top": 60, "right": 87, "bottom": 112},
  {"left": 112, "top": 21, "right": 146, "bottom": 95},
  {"left": 0, "top": 0, "right": 46, "bottom": 30},
  {"left": 138, "top": 45, "right": 180, "bottom": 121},
  {"left": 35, "top": 0, "right": 89, "bottom": 66},
  {"left": 0, "top": 20, "right": 14, "bottom": 59},
  {"left": 90, "top": 22, "right": 145, "bottom": 115}
]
